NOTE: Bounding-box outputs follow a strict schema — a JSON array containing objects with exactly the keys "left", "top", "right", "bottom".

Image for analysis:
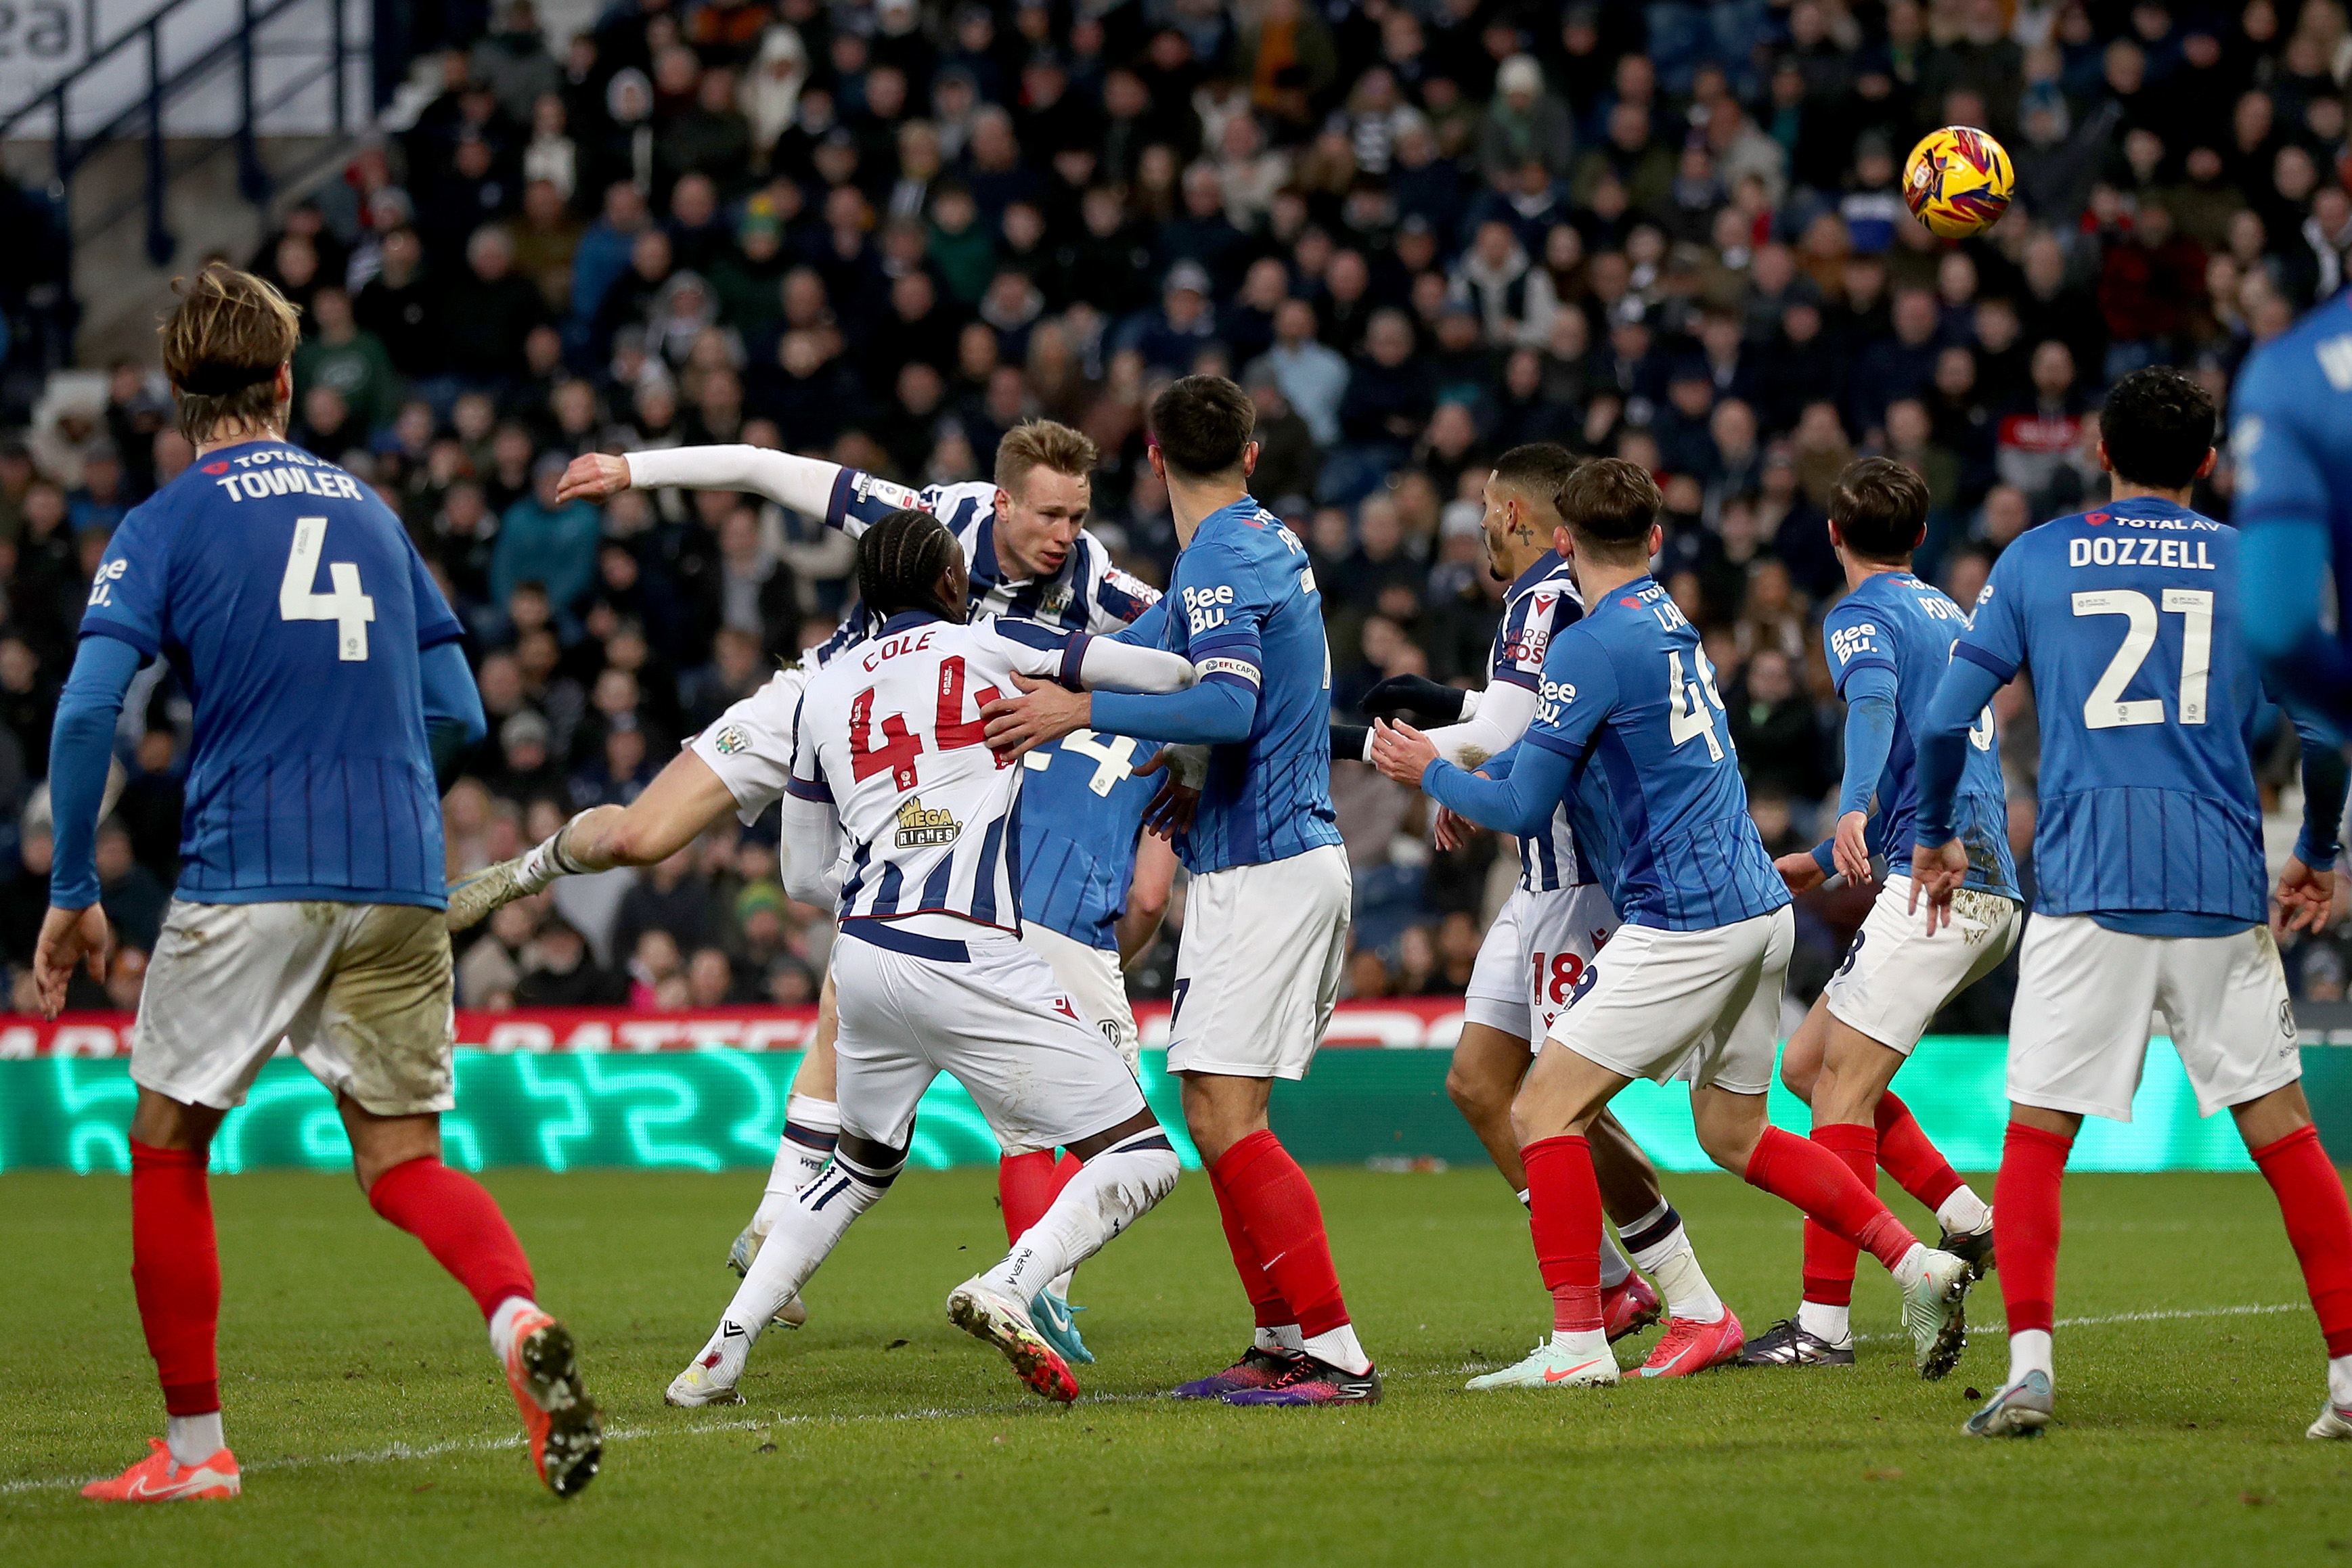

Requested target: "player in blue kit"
[
  {"left": 994, "top": 728, "right": 1178, "bottom": 1361},
  {"left": 2233, "top": 290, "right": 2352, "bottom": 723},
  {"left": 1910, "top": 367, "right": 2352, "bottom": 1439},
  {"left": 40, "top": 266, "right": 600, "bottom": 1503},
  {"left": 1339, "top": 443, "right": 1735, "bottom": 1380},
  {"left": 984, "top": 375, "right": 1373, "bottom": 1404},
  {"left": 1740, "top": 459, "right": 2020, "bottom": 1370},
  {"left": 1371, "top": 457, "right": 1976, "bottom": 1387}
]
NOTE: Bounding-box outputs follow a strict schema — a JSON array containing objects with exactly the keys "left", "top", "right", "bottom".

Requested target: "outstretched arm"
[
  {"left": 1817, "top": 665, "right": 1899, "bottom": 884},
  {"left": 1368, "top": 718, "right": 1575, "bottom": 838}
]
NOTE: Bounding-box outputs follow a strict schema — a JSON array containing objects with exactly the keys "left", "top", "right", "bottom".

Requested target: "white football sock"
[
  {"left": 2330, "top": 1354, "right": 2352, "bottom": 1409},
  {"left": 753, "top": 1096, "right": 843, "bottom": 1233},
  {"left": 166, "top": 1411, "right": 224, "bottom": 1467},
  {"left": 1255, "top": 1324, "right": 1305, "bottom": 1354},
  {"left": 726, "top": 1144, "right": 901, "bottom": 1336},
  {"left": 1796, "top": 1299, "right": 1852, "bottom": 1346},
  {"left": 1618, "top": 1199, "right": 1721, "bottom": 1321},
  {"left": 979, "top": 1131, "right": 1180, "bottom": 1303},
  {"left": 487, "top": 1294, "right": 539, "bottom": 1363},
  {"left": 1547, "top": 1326, "right": 1610, "bottom": 1360},
  {"left": 1302, "top": 1322, "right": 1371, "bottom": 1376},
  {"left": 1936, "top": 1185, "right": 1992, "bottom": 1236},
  {"left": 2008, "top": 1327, "right": 2054, "bottom": 1388},
  {"left": 1598, "top": 1232, "right": 1633, "bottom": 1288},
  {"left": 1888, "top": 1241, "right": 1930, "bottom": 1289}
]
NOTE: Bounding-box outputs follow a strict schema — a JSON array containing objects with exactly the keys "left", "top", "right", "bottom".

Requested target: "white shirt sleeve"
[
  {"left": 688, "top": 667, "right": 807, "bottom": 825},
  {"left": 972, "top": 617, "right": 1195, "bottom": 692},
  {"left": 778, "top": 694, "right": 843, "bottom": 908},
  {"left": 1418, "top": 679, "right": 1540, "bottom": 769},
  {"left": 626, "top": 445, "right": 843, "bottom": 517}
]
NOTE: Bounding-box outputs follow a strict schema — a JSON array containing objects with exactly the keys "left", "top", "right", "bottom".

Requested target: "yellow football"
[{"left": 1903, "top": 125, "right": 2016, "bottom": 240}]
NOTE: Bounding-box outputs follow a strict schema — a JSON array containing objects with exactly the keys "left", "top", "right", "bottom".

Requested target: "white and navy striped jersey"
[
  {"left": 1492, "top": 554, "right": 1591, "bottom": 893},
  {"left": 808, "top": 476, "right": 1160, "bottom": 667},
  {"left": 789, "top": 611, "right": 1102, "bottom": 933}
]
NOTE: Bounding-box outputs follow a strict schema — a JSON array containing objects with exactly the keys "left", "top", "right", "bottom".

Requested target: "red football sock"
[
  {"left": 1995, "top": 1121, "right": 2072, "bottom": 1337},
  {"left": 367, "top": 1157, "right": 535, "bottom": 1318},
  {"left": 1876, "top": 1090, "right": 1965, "bottom": 1213},
  {"left": 1212, "top": 1131, "right": 1350, "bottom": 1337},
  {"left": 130, "top": 1140, "right": 221, "bottom": 1416},
  {"left": 2251, "top": 1124, "right": 2352, "bottom": 1358},
  {"left": 1799, "top": 1122, "right": 1878, "bottom": 1308},
  {"left": 1744, "top": 1125, "right": 1917, "bottom": 1273},
  {"left": 1524, "top": 1134, "right": 1604, "bottom": 1333},
  {"left": 998, "top": 1150, "right": 1057, "bottom": 1246},
  {"left": 1207, "top": 1157, "right": 1293, "bottom": 1329}
]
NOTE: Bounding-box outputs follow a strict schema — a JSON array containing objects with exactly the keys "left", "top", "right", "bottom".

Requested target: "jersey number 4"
[
  {"left": 280, "top": 516, "right": 375, "bottom": 662},
  {"left": 2072, "top": 588, "right": 2212, "bottom": 729},
  {"left": 849, "top": 655, "right": 1002, "bottom": 788},
  {"left": 1666, "top": 648, "right": 1728, "bottom": 760}
]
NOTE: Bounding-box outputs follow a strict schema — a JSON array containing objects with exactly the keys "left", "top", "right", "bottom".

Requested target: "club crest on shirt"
[
  {"left": 1038, "top": 583, "right": 1073, "bottom": 618},
  {"left": 895, "top": 796, "right": 962, "bottom": 847},
  {"left": 713, "top": 724, "right": 749, "bottom": 755}
]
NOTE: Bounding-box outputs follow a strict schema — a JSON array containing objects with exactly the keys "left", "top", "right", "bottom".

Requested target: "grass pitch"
[{"left": 3, "top": 1165, "right": 2351, "bottom": 1567}]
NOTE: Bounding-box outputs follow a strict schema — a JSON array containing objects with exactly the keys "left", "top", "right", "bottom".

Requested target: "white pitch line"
[{"left": 0, "top": 1302, "right": 2311, "bottom": 1498}]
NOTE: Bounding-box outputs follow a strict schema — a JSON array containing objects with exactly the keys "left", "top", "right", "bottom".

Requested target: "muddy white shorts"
[
  {"left": 1166, "top": 843, "right": 1351, "bottom": 1080},
  {"left": 1823, "top": 874, "right": 2020, "bottom": 1054},
  {"left": 829, "top": 917, "right": 1149, "bottom": 1154},
  {"left": 2007, "top": 914, "right": 2301, "bottom": 1121},
  {"left": 1020, "top": 920, "right": 1140, "bottom": 1073},
  {"left": 1463, "top": 882, "right": 1622, "bottom": 1044},
  {"left": 131, "top": 898, "right": 456, "bottom": 1115},
  {"left": 1545, "top": 905, "right": 1795, "bottom": 1096}
]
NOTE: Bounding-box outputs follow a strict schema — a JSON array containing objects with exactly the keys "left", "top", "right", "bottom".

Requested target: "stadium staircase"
[{"left": 0, "top": 0, "right": 382, "bottom": 369}]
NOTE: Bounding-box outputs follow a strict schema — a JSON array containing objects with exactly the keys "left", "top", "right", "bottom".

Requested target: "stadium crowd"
[{"left": 1, "top": 0, "right": 2349, "bottom": 1018}]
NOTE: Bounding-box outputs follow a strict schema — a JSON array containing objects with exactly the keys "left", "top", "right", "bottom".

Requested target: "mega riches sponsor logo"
[{"left": 894, "top": 796, "right": 962, "bottom": 848}]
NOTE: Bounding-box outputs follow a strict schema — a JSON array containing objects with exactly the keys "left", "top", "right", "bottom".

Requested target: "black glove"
[
  {"left": 1329, "top": 722, "right": 1371, "bottom": 763},
  {"left": 1362, "top": 673, "right": 1469, "bottom": 723}
]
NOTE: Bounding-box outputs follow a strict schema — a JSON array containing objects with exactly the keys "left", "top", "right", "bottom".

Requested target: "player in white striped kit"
[{"left": 658, "top": 510, "right": 1194, "bottom": 1405}]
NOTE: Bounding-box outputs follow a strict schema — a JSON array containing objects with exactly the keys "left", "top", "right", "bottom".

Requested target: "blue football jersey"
[
  {"left": 1490, "top": 552, "right": 1593, "bottom": 892},
  {"left": 1823, "top": 571, "right": 2018, "bottom": 899},
  {"left": 1115, "top": 499, "right": 1343, "bottom": 874},
  {"left": 1015, "top": 728, "right": 1157, "bottom": 952},
  {"left": 2231, "top": 293, "right": 2352, "bottom": 723},
  {"left": 1953, "top": 498, "right": 2267, "bottom": 924},
  {"left": 1522, "top": 575, "right": 1790, "bottom": 931},
  {"left": 82, "top": 441, "right": 464, "bottom": 907}
]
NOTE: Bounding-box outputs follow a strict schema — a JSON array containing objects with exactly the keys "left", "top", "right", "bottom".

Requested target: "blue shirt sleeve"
[
  {"left": 1519, "top": 625, "right": 1620, "bottom": 765},
  {"left": 1090, "top": 540, "right": 1263, "bottom": 744},
  {"left": 1421, "top": 738, "right": 1572, "bottom": 837},
  {"left": 1913, "top": 655, "right": 2006, "bottom": 847},
  {"left": 79, "top": 508, "right": 167, "bottom": 656},
  {"left": 2291, "top": 705, "right": 2349, "bottom": 872},
  {"left": 1822, "top": 598, "right": 1898, "bottom": 695},
  {"left": 1108, "top": 594, "right": 1171, "bottom": 650},
  {"left": 47, "top": 634, "right": 146, "bottom": 908},
  {"left": 421, "top": 640, "right": 487, "bottom": 778},
  {"left": 1834, "top": 663, "right": 1900, "bottom": 819},
  {"left": 1952, "top": 546, "right": 2028, "bottom": 683}
]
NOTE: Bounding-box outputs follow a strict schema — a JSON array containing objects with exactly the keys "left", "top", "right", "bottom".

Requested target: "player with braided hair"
[{"left": 642, "top": 509, "right": 1200, "bottom": 1406}]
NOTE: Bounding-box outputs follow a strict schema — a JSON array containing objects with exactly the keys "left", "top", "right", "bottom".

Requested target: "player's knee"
[
  {"left": 1446, "top": 1058, "right": 1509, "bottom": 1122},
  {"left": 1779, "top": 1050, "right": 1819, "bottom": 1102}
]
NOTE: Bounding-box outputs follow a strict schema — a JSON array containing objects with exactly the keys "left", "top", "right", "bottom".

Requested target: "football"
[{"left": 1903, "top": 125, "right": 2016, "bottom": 238}]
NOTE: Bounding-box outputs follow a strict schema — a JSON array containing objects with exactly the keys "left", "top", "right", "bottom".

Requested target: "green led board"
[{"left": 7, "top": 1038, "right": 2346, "bottom": 1174}]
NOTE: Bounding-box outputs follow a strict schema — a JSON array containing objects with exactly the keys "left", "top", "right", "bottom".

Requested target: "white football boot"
[
  {"left": 1465, "top": 1340, "right": 1621, "bottom": 1390},
  {"left": 1905, "top": 1247, "right": 1972, "bottom": 1379},
  {"left": 2308, "top": 1399, "right": 2352, "bottom": 1439},
  {"left": 1966, "top": 1370, "right": 2054, "bottom": 1437},
  {"left": 665, "top": 1321, "right": 752, "bottom": 1407}
]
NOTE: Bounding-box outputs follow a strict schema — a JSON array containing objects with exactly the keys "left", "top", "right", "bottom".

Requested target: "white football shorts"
[
  {"left": 689, "top": 665, "right": 806, "bottom": 823},
  {"left": 2007, "top": 914, "right": 2301, "bottom": 1121},
  {"left": 1545, "top": 905, "right": 1795, "bottom": 1096},
  {"left": 1823, "top": 874, "right": 2020, "bottom": 1054},
  {"left": 828, "top": 916, "right": 1149, "bottom": 1153},
  {"left": 1020, "top": 920, "right": 1140, "bottom": 1073},
  {"left": 1462, "top": 882, "right": 1622, "bottom": 1044},
  {"left": 1166, "top": 843, "right": 1351, "bottom": 1080},
  {"left": 132, "top": 898, "right": 456, "bottom": 1115}
]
